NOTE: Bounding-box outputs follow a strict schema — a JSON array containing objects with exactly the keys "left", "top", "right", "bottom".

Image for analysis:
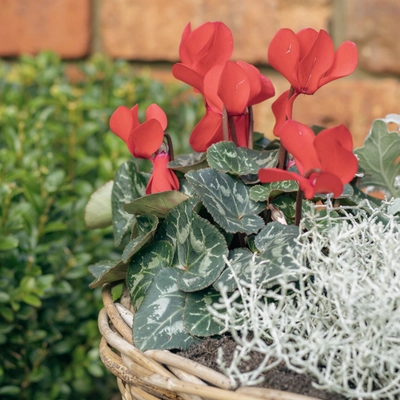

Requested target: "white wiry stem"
[{"left": 209, "top": 199, "right": 400, "bottom": 399}]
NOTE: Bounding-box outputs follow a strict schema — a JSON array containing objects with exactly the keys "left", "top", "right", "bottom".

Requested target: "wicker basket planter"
[{"left": 98, "top": 283, "right": 321, "bottom": 400}]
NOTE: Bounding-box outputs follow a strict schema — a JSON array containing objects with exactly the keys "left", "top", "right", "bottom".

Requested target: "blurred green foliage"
[{"left": 0, "top": 52, "right": 202, "bottom": 399}]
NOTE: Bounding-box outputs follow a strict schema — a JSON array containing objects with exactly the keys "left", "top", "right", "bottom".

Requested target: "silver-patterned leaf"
[
  {"left": 186, "top": 169, "right": 266, "bottom": 234},
  {"left": 250, "top": 180, "right": 299, "bottom": 202},
  {"left": 88, "top": 259, "right": 128, "bottom": 289},
  {"left": 207, "top": 142, "right": 278, "bottom": 175},
  {"left": 184, "top": 288, "right": 223, "bottom": 337},
  {"left": 133, "top": 268, "right": 199, "bottom": 351},
  {"left": 112, "top": 161, "right": 147, "bottom": 246},
  {"left": 122, "top": 214, "right": 158, "bottom": 263},
  {"left": 168, "top": 152, "right": 208, "bottom": 173},
  {"left": 127, "top": 241, "right": 174, "bottom": 311},
  {"left": 159, "top": 198, "right": 228, "bottom": 292}
]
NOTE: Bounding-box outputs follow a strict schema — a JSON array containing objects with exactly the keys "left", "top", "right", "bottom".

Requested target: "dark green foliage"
[{"left": 0, "top": 52, "right": 201, "bottom": 399}]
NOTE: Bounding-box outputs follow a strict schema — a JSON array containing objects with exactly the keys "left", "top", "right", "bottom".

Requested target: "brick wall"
[{"left": 1, "top": 0, "right": 400, "bottom": 146}]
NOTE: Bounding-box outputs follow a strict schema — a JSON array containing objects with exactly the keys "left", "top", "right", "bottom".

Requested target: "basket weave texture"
[{"left": 98, "top": 283, "right": 321, "bottom": 400}]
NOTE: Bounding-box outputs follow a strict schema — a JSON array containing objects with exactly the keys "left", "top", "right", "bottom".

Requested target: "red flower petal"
[
  {"left": 279, "top": 120, "right": 321, "bottom": 174},
  {"left": 296, "top": 30, "right": 335, "bottom": 94},
  {"left": 236, "top": 61, "right": 262, "bottom": 103},
  {"left": 203, "top": 64, "right": 224, "bottom": 113},
  {"left": 189, "top": 108, "right": 223, "bottom": 152},
  {"left": 146, "top": 153, "right": 179, "bottom": 194},
  {"left": 172, "top": 63, "right": 203, "bottom": 93},
  {"left": 232, "top": 114, "right": 249, "bottom": 148},
  {"left": 296, "top": 28, "right": 318, "bottom": 59},
  {"left": 127, "top": 119, "right": 164, "bottom": 159},
  {"left": 218, "top": 61, "right": 250, "bottom": 115},
  {"left": 268, "top": 29, "right": 300, "bottom": 88},
  {"left": 314, "top": 125, "right": 358, "bottom": 184},
  {"left": 248, "top": 74, "right": 275, "bottom": 106},
  {"left": 109, "top": 106, "right": 134, "bottom": 142},
  {"left": 271, "top": 90, "right": 295, "bottom": 137},
  {"left": 146, "top": 104, "right": 168, "bottom": 131},
  {"left": 178, "top": 23, "right": 193, "bottom": 65},
  {"left": 313, "top": 171, "right": 344, "bottom": 197},
  {"left": 319, "top": 41, "right": 358, "bottom": 87}
]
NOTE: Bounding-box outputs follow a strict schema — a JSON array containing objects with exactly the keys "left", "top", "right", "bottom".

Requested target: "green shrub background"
[{"left": 0, "top": 52, "right": 201, "bottom": 399}]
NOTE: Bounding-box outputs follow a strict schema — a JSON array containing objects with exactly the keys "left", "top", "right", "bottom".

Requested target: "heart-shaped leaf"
[
  {"left": 133, "top": 268, "right": 199, "bottom": 351},
  {"left": 112, "top": 161, "right": 147, "bottom": 246},
  {"left": 158, "top": 198, "right": 228, "bottom": 292},
  {"left": 122, "top": 214, "right": 158, "bottom": 263},
  {"left": 355, "top": 119, "right": 400, "bottom": 198},
  {"left": 184, "top": 288, "right": 223, "bottom": 337},
  {"left": 126, "top": 241, "right": 174, "bottom": 311},
  {"left": 250, "top": 180, "right": 299, "bottom": 202},
  {"left": 88, "top": 259, "right": 128, "bottom": 289},
  {"left": 124, "top": 191, "right": 189, "bottom": 218},
  {"left": 85, "top": 180, "right": 113, "bottom": 229},
  {"left": 186, "top": 169, "right": 266, "bottom": 234},
  {"left": 168, "top": 152, "right": 208, "bottom": 173},
  {"left": 207, "top": 142, "right": 278, "bottom": 176}
]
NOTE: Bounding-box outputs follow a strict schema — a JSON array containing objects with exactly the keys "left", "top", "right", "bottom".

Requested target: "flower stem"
[
  {"left": 295, "top": 189, "right": 303, "bottom": 226},
  {"left": 228, "top": 115, "right": 238, "bottom": 146},
  {"left": 222, "top": 106, "right": 229, "bottom": 142},
  {"left": 248, "top": 106, "right": 254, "bottom": 149},
  {"left": 164, "top": 133, "right": 174, "bottom": 161}
]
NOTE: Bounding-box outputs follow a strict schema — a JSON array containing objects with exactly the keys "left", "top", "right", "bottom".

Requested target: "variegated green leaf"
[
  {"left": 112, "top": 161, "right": 147, "bottom": 246},
  {"left": 124, "top": 191, "right": 189, "bottom": 218},
  {"left": 315, "top": 183, "right": 354, "bottom": 199},
  {"left": 88, "top": 259, "right": 128, "bottom": 289},
  {"left": 133, "top": 268, "right": 199, "bottom": 351},
  {"left": 159, "top": 198, "right": 228, "bottom": 292},
  {"left": 184, "top": 288, "right": 223, "bottom": 337},
  {"left": 84, "top": 180, "right": 113, "bottom": 229},
  {"left": 250, "top": 181, "right": 299, "bottom": 202},
  {"left": 207, "top": 142, "right": 278, "bottom": 176},
  {"left": 255, "top": 222, "right": 301, "bottom": 285},
  {"left": 213, "top": 248, "right": 265, "bottom": 292},
  {"left": 271, "top": 194, "right": 296, "bottom": 222},
  {"left": 122, "top": 214, "right": 158, "bottom": 263},
  {"left": 127, "top": 241, "right": 174, "bottom": 311},
  {"left": 186, "top": 169, "right": 266, "bottom": 234},
  {"left": 168, "top": 152, "right": 208, "bottom": 173}
]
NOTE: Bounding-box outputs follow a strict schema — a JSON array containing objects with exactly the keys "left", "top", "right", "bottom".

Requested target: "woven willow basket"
[{"left": 98, "top": 283, "right": 321, "bottom": 400}]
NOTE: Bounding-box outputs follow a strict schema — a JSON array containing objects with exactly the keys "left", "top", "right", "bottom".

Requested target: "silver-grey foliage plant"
[{"left": 210, "top": 199, "right": 400, "bottom": 399}]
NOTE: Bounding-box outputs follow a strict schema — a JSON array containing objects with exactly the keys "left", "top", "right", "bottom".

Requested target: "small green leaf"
[
  {"left": 112, "top": 161, "right": 148, "bottom": 246},
  {"left": 184, "top": 288, "right": 223, "bottom": 337},
  {"left": 84, "top": 180, "right": 113, "bottom": 229},
  {"left": 168, "top": 152, "right": 208, "bottom": 173},
  {"left": 207, "top": 142, "right": 278, "bottom": 175},
  {"left": 127, "top": 241, "right": 174, "bottom": 311},
  {"left": 124, "top": 191, "right": 189, "bottom": 218},
  {"left": 133, "top": 268, "right": 199, "bottom": 351},
  {"left": 21, "top": 294, "right": 42, "bottom": 308},
  {"left": 186, "top": 169, "right": 266, "bottom": 234},
  {"left": 0, "top": 235, "right": 19, "bottom": 251},
  {"left": 0, "top": 386, "right": 21, "bottom": 395},
  {"left": 122, "top": 214, "right": 158, "bottom": 263},
  {"left": 355, "top": 119, "right": 400, "bottom": 198},
  {"left": 250, "top": 181, "right": 299, "bottom": 202},
  {"left": 159, "top": 198, "right": 228, "bottom": 292}
]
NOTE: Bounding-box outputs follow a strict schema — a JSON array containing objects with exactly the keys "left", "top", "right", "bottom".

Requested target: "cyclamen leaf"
[
  {"left": 126, "top": 241, "right": 174, "bottom": 311},
  {"left": 84, "top": 180, "right": 113, "bottom": 229},
  {"left": 88, "top": 259, "right": 128, "bottom": 289},
  {"left": 133, "top": 268, "right": 199, "bottom": 351},
  {"left": 250, "top": 181, "right": 299, "bottom": 202},
  {"left": 186, "top": 169, "right": 266, "bottom": 234},
  {"left": 255, "top": 222, "right": 301, "bottom": 285},
  {"left": 159, "top": 198, "right": 228, "bottom": 292},
  {"left": 112, "top": 161, "right": 148, "bottom": 246},
  {"left": 122, "top": 214, "right": 158, "bottom": 263},
  {"left": 168, "top": 152, "right": 208, "bottom": 173},
  {"left": 207, "top": 142, "right": 278, "bottom": 176},
  {"left": 124, "top": 191, "right": 189, "bottom": 218},
  {"left": 184, "top": 288, "right": 223, "bottom": 337},
  {"left": 355, "top": 119, "right": 400, "bottom": 198}
]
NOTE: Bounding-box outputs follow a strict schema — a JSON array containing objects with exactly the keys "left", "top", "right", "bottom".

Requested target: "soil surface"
[{"left": 177, "top": 335, "right": 346, "bottom": 400}]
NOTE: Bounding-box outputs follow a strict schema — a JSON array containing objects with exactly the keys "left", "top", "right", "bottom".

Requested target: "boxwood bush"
[{"left": 0, "top": 52, "right": 201, "bottom": 399}]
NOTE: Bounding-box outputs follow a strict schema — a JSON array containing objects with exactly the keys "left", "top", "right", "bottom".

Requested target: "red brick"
[
  {"left": 345, "top": 0, "right": 400, "bottom": 74},
  {"left": 254, "top": 74, "right": 400, "bottom": 148},
  {"left": 0, "top": 0, "right": 91, "bottom": 58},
  {"left": 100, "top": 0, "right": 332, "bottom": 62}
]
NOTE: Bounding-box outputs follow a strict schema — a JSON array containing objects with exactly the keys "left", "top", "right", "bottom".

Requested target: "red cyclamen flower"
[
  {"left": 268, "top": 28, "right": 358, "bottom": 136},
  {"left": 172, "top": 22, "right": 234, "bottom": 93},
  {"left": 109, "top": 104, "right": 179, "bottom": 194},
  {"left": 258, "top": 120, "right": 358, "bottom": 199},
  {"left": 190, "top": 61, "right": 275, "bottom": 151}
]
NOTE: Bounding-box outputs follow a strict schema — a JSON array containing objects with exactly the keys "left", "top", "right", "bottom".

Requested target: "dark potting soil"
[{"left": 177, "top": 335, "right": 346, "bottom": 400}]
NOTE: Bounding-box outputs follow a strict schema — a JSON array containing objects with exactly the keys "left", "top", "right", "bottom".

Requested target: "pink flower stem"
[
  {"left": 164, "top": 133, "right": 174, "bottom": 161},
  {"left": 295, "top": 189, "right": 303, "bottom": 226},
  {"left": 222, "top": 106, "right": 230, "bottom": 142},
  {"left": 248, "top": 106, "right": 254, "bottom": 149},
  {"left": 228, "top": 115, "right": 238, "bottom": 146}
]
